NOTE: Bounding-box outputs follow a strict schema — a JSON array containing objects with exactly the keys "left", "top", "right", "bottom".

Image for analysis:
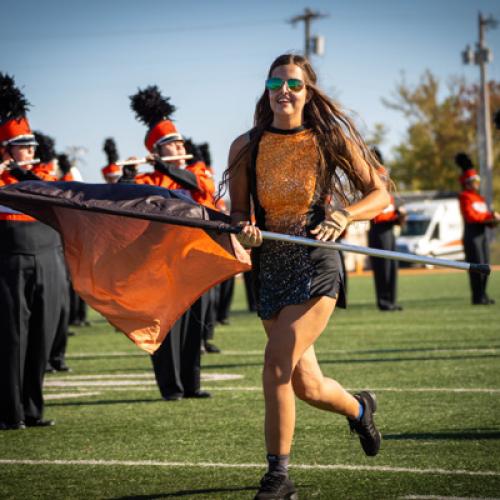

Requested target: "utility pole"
[
  {"left": 462, "top": 12, "right": 497, "bottom": 207},
  {"left": 289, "top": 8, "right": 328, "bottom": 59}
]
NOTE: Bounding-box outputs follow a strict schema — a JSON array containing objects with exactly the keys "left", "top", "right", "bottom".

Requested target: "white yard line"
[
  {"left": 45, "top": 374, "right": 244, "bottom": 387},
  {"left": 403, "top": 496, "right": 500, "bottom": 500},
  {"left": 67, "top": 352, "right": 146, "bottom": 358},
  {"left": 0, "top": 459, "right": 498, "bottom": 477},
  {"left": 53, "top": 373, "right": 155, "bottom": 380},
  {"left": 45, "top": 392, "right": 101, "bottom": 400},
  {"left": 203, "top": 373, "right": 244, "bottom": 381},
  {"left": 357, "top": 387, "right": 500, "bottom": 394},
  {"left": 43, "top": 379, "right": 500, "bottom": 394},
  {"left": 50, "top": 373, "right": 242, "bottom": 381},
  {"left": 45, "top": 380, "right": 156, "bottom": 387}
]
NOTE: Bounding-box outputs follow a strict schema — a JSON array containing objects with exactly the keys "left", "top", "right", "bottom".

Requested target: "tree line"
[{"left": 370, "top": 70, "right": 500, "bottom": 206}]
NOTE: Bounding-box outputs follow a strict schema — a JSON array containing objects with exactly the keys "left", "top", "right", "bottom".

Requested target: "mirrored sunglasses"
[{"left": 265, "top": 77, "right": 305, "bottom": 92}]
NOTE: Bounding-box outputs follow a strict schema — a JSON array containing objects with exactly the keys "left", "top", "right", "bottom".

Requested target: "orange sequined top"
[{"left": 256, "top": 128, "right": 320, "bottom": 233}]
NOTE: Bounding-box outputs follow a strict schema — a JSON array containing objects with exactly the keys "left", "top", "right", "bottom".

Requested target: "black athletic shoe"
[
  {"left": 348, "top": 391, "right": 381, "bottom": 457},
  {"left": 0, "top": 421, "right": 26, "bottom": 430},
  {"left": 204, "top": 342, "right": 221, "bottom": 353},
  {"left": 379, "top": 304, "right": 403, "bottom": 311},
  {"left": 473, "top": 297, "right": 496, "bottom": 305},
  {"left": 25, "top": 418, "right": 55, "bottom": 428},
  {"left": 51, "top": 361, "right": 71, "bottom": 372},
  {"left": 184, "top": 390, "right": 212, "bottom": 399},
  {"left": 163, "top": 393, "right": 183, "bottom": 401},
  {"left": 254, "top": 472, "right": 298, "bottom": 500}
]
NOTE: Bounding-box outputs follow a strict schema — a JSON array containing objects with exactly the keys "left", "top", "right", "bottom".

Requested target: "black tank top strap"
[
  {"left": 248, "top": 128, "right": 267, "bottom": 230},
  {"left": 247, "top": 127, "right": 265, "bottom": 303}
]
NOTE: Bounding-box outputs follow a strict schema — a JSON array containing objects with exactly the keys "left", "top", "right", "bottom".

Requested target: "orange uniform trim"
[
  {"left": 0, "top": 212, "right": 36, "bottom": 222},
  {"left": 186, "top": 161, "right": 216, "bottom": 209},
  {"left": 0, "top": 168, "right": 56, "bottom": 221},
  {"left": 135, "top": 170, "right": 182, "bottom": 190},
  {"left": 373, "top": 195, "right": 399, "bottom": 223},
  {"left": 101, "top": 163, "right": 122, "bottom": 177},
  {"left": 36, "top": 161, "right": 56, "bottom": 177},
  {"left": 135, "top": 162, "right": 216, "bottom": 209},
  {"left": 459, "top": 189, "right": 493, "bottom": 224},
  {"left": 61, "top": 172, "right": 74, "bottom": 181}
]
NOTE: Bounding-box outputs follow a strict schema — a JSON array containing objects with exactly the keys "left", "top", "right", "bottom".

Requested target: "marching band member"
[
  {"left": 32, "top": 134, "right": 72, "bottom": 372},
  {"left": 58, "top": 153, "right": 74, "bottom": 181},
  {"left": 57, "top": 152, "right": 89, "bottom": 330},
  {"left": 33, "top": 131, "right": 57, "bottom": 177},
  {"left": 129, "top": 85, "right": 212, "bottom": 400},
  {"left": 368, "top": 148, "right": 406, "bottom": 311},
  {"left": 0, "top": 74, "right": 64, "bottom": 429},
  {"left": 456, "top": 153, "right": 499, "bottom": 305},
  {"left": 185, "top": 139, "right": 223, "bottom": 352},
  {"left": 101, "top": 138, "right": 122, "bottom": 184}
]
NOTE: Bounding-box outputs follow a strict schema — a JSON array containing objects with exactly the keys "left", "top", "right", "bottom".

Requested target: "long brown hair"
[{"left": 218, "top": 54, "right": 380, "bottom": 204}]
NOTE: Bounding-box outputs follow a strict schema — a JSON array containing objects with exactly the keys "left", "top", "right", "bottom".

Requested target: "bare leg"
[
  {"left": 292, "top": 345, "right": 359, "bottom": 417},
  {"left": 262, "top": 296, "right": 339, "bottom": 455}
]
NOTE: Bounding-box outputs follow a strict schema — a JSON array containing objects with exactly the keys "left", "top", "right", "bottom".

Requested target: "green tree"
[
  {"left": 383, "top": 70, "right": 500, "bottom": 206},
  {"left": 364, "top": 122, "right": 388, "bottom": 149}
]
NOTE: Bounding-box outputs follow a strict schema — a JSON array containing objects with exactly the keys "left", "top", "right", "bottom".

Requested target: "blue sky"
[{"left": 3, "top": 0, "right": 500, "bottom": 184}]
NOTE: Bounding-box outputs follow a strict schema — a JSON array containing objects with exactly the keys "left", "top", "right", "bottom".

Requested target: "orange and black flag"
[{"left": 0, "top": 181, "right": 251, "bottom": 353}]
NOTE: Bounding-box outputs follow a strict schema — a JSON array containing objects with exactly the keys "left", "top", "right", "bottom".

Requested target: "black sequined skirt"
[{"left": 255, "top": 238, "right": 346, "bottom": 320}]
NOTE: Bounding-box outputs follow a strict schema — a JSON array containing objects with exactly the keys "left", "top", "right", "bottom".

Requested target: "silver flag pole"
[{"left": 260, "top": 231, "right": 490, "bottom": 275}]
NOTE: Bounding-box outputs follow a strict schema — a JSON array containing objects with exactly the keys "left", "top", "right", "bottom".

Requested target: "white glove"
[
  {"left": 310, "top": 209, "right": 351, "bottom": 241},
  {"left": 236, "top": 222, "right": 263, "bottom": 248}
]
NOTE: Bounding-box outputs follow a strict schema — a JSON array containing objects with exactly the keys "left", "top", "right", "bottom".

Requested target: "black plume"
[
  {"left": 129, "top": 85, "right": 176, "bottom": 127},
  {"left": 103, "top": 137, "right": 119, "bottom": 164},
  {"left": 34, "top": 131, "right": 56, "bottom": 163},
  {"left": 370, "top": 146, "right": 384, "bottom": 165},
  {"left": 0, "top": 73, "right": 31, "bottom": 123},
  {"left": 455, "top": 152, "right": 474, "bottom": 172},
  {"left": 183, "top": 137, "right": 202, "bottom": 161},
  {"left": 198, "top": 143, "right": 211, "bottom": 166},
  {"left": 494, "top": 110, "right": 500, "bottom": 131},
  {"left": 57, "top": 153, "right": 71, "bottom": 175}
]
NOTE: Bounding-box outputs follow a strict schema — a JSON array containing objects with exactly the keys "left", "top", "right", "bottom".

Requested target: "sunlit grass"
[{"left": 0, "top": 270, "right": 499, "bottom": 499}]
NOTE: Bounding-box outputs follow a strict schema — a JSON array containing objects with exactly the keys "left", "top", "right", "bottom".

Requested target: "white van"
[{"left": 396, "top": 197, "right": 464, "bottom": 263}]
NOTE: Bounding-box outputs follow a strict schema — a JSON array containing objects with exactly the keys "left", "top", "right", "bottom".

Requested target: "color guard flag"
[{"left": 0, "top": 181, "right": 251, "bottom": 353}]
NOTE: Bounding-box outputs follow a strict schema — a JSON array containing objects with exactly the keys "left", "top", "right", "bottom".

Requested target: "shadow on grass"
[
  {"left": 330, "top": 346, "right": 500, "bottom": 355},
  {"left": 108, "top": 485, "right": 256, "bottom": 498},
  {"left": 338, "top": 297, "right": 469, "bottom": 310},
  {"left": 222, "top": 309, "right": 258, "bottom": 318},
  {"left": 384, "top": 428, "right": 500, "bottom": 441},
  {"left": 205, "top": 345, "right": 500, "bottom": 357},
  {"left": 66, "top": 354, "right": 146, "bottom": 361},
  {"left": 204, "top": 352, "right": 500, "bottom": 370},
  {"left": 47, "top": 398, "right": 161, "bottom": 408}
]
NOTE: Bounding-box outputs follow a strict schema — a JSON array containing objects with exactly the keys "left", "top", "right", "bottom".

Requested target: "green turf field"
[{"left": 1, "top": 270, "right": 499, "bottom": 499}]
